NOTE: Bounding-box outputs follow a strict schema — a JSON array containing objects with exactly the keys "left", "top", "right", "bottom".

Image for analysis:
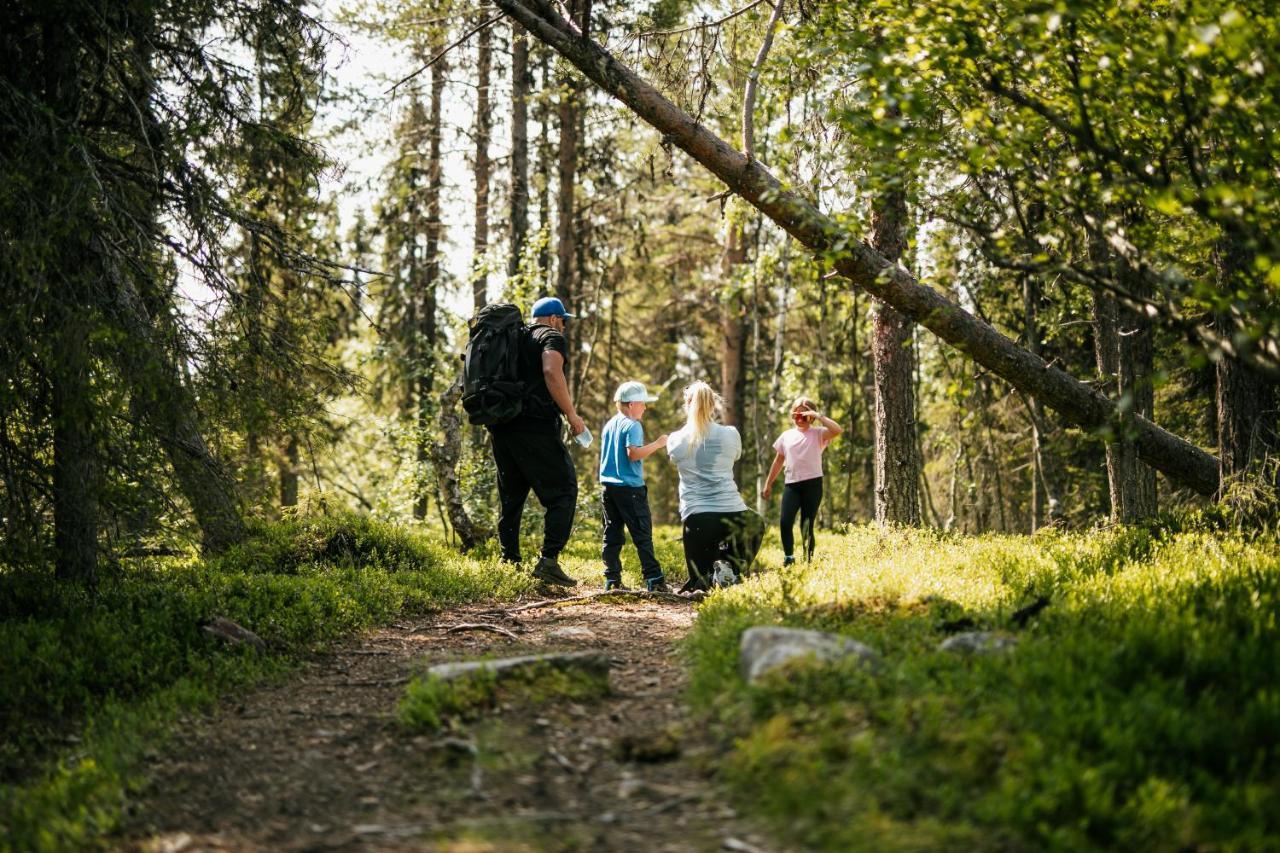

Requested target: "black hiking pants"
[
  {"left": 601, "top": 484, "right": 664, "bottom": 584},
  {"left": 488, "top": 428, "right": 577, "bottom": 562},
  {"left": 780, "top": 476, "right": 823, "bottom": 561},
  {"left": 680, "top": 510, "right": 764, "bottom": 592}
]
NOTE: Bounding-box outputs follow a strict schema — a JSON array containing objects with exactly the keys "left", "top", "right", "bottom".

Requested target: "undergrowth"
[
  {"left": 0, "top": 513, "right": 534, "bottom": 851},
  {"left": 686, "top": 522, "right": 1280, "bottom": 851}
]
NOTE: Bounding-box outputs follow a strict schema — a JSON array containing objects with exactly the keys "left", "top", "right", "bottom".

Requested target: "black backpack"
[{"left": 462, "top": 303, "right": 529, "bottom": 425}]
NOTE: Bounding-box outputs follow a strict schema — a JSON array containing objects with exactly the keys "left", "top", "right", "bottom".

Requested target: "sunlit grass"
[{"left": 686, "top": 523, "right": 1280, "bottom": 850}]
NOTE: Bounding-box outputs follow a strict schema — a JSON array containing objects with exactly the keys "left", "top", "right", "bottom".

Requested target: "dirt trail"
[{"left": 120, "top": 593, "right": 774, "bottom": 852}]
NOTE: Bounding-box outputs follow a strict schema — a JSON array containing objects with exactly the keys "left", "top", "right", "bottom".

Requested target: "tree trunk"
[
  {"left": 473, "top": 16, "right": 493, "bottom": 311},
  {"left": 719, "top": 223, "right": 748, "bottom": 430},
  {"left": 434, "top": 378, "right": 492, "bottom": 550},
  {"left": 280, "top": 435, "right": 299, "bottom": 508},
  {"left": 415, "top": 50, "right": 445, "bottom": 521},
  {"left": 869, "top": 182, "right": 919, "bottom": 526},
  {"left": 1022, "top": 272, "right": 1058, "bottom": 529},
  {"left": 508, "top": 22, "right": 530, "bottom": 281},
  {"left": 1214, "top": 231, "right": 1278, "bottom": 487},
  {"left": 1091, "top": 236, "right": 1158, "bottom": 522},
  {"left": 52, "top": 308, "right": 99, "bottom": 582},
  {"left": 494, "top": 0, "right": 1220, "bottom": 496}
]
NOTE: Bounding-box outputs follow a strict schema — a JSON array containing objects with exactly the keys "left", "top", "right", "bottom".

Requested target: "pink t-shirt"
[{"left": 773, "top": 426, "right": 832, "bottom": 484}]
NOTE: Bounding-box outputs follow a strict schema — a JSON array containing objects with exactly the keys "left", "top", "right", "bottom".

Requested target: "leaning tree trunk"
[
  {"left": 868, "top": 135, "right": 919, "bottom": 526},
  {"left": 112, "top": 274, "right": 248, "bottom": 553},
  {"left": 508, "top": 23, "right": 530, "bottom": 280},
  {"left": 473, "top": 15, "right": 493, "bottom": 311},
  {"left": 434, "top": 378, "right": 492, "bottom": 551},
  {"left": 493, "top": 0, "right": 1220, "bottom": 496}
]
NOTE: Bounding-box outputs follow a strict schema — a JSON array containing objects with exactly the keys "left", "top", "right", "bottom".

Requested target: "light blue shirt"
[
  {"left": 599, "top": 413, "right": 646, "bottom": 487},
  {"left": 666, "top": 422, "right": 748, "bottom": 519}
]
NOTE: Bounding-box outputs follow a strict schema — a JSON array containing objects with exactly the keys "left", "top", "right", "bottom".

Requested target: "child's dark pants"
[{"left": 601, "top": 484, "right": 664, "bottom": 584}]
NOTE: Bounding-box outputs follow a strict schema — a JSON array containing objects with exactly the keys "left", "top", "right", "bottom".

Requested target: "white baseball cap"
[{"left": 614, "top": 381, "right": 659, "bottom": 403}]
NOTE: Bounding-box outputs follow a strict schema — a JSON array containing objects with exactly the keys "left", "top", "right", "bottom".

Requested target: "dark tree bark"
[
  {"left": 1022, "top": 271, "right": 1057, "bottom": 530},
  {"left": 493, "top": 0, "right": 1221, "bottom": 496},
  {"left": 473, "top": 15, "right": 493, "bottom": 311},
  {"left": 414, "top": 49, "right": 445, "bottom": 521},
  {"left": 719, "top": 225, "right": 748, "bottom": 430},
  {"left": 434, "top": 377, "right": 491, "bottom": 550},
  {"left": 1214, "top": 231, "right": 1278, "bottom": 487},
  {"left": 508, "top": 22, "right": 530, "bottom": 280},
  {"left": 1091, "top": 233, "right": 1158, "bottom": 522},
  {"left": 52, "top": 309, "right": 99, "bottom": 582},
  {"left": 280, "top": 435, "right": 299, "bottom": 508},
  {"left": 869, "top": 185, "right": 919, "bottom": 526}
]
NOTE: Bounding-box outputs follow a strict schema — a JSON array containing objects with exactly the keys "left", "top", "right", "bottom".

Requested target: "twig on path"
[
  {"left": 315, "top": 677, "right": 409, "bottom": 687},
  {"left": 722, "top": 837, "right": 769, "bottom": 853},
  {"left": 338, "top": 649, "right": 393, "bottom": 656},
  {"left": 546, "top": 746, "right": 579, "bottom": 774},
  {"left": 441, "top": 623, "right": 521, "bottom": 641},
  {"left": 506, "top": 589, "right": 693, "bottom": 613},
  {"left": 649, "top": 791, "right": 701, "bottom": 814}
]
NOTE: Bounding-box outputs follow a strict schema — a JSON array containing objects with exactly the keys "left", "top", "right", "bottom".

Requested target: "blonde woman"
[
  {"left": 762, "top": 396, "right": 843, "bottom": 564},
  {"left": 665, "top": 381, "right": 764, "bottom": 591}
]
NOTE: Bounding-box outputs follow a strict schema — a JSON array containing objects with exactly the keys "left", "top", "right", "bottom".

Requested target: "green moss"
[
  {"left": 687, "top": 524, "right": 1280, "bottom": 851},
  {"left": 399, "top": 661, "right": 610, "bottom": 733}
]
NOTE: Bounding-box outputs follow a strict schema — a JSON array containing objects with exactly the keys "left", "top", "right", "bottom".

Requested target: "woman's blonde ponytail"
[{"left": 682, "top": 381, "right": 722, "bottom": 448}]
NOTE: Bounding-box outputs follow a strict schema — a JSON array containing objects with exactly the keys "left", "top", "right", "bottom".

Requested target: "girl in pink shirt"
[{"left": 762, "top": 397, "right": 843, "bottom": 564}]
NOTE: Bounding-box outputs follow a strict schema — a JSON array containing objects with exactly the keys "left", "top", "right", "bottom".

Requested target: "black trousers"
[
  {"left": 488, "top": 428, "right": 577, "bottom": 562},
  {"left": 601, "top": 485, "right": 663, "bottom": 583},
  {"left": 680, "top": 510, "right": 764, "bottom": 591},
  {"left": 780, "top": 476, "right": 823, "bottom": 561}
]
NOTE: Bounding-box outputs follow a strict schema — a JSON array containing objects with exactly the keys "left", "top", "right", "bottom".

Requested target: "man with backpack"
[{"left": 465, "top": 296, "right": 585, "bottom": 587}]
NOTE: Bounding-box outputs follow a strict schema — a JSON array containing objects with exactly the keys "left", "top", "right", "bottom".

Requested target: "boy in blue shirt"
[{"left": 599, "top": 381, "right": 669, "bottom": 591}]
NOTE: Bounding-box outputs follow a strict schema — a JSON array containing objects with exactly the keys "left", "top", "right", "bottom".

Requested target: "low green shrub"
[
  {"left": 0, "top": 513, "right": 533, "bottom": 851},
  {"left": 687, "top": 524, "right": 1280, "bottom": 851}
]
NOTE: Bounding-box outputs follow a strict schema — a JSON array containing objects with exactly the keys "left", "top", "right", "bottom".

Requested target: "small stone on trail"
[
  {"left": 739, "top": 626, "right": 880, "bottom": 684},
  {"left": 616, "top": 727, "right": 682, "bottom": 763},
  {"left": 546, "top": 626, "right": 597, "bottom": 642},
  {"left": 937, "top": 631, "right": 1017, "bottom": 655}
]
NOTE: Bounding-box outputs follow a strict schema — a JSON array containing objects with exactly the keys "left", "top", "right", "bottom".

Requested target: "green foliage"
[
  {"left": 687, "top": 524, "right": 1280, "bottom": 850},
  {"left": 0, "top": 514, "right": 531, "bottom": 849},
  {"left": 400, "top": 663, "right": 610, "bottom": 733}
]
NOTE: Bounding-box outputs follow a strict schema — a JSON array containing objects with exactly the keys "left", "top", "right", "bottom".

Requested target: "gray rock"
[
  {"left": 739, "top": 626, "right": 879, "bottom": 684},
  {"left": 426, "top": 651, "right": 610, "bottom": 685},
  {"left": 546, "top": 626, "right": 597, "bottom": 642},
  {"left": 937, "top": 631, "right": 1017, "bottom": 655}
]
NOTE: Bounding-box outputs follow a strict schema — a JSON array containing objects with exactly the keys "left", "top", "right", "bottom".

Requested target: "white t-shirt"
[{"left": 666, "top": 422, "right": 749, "bottom": 520}]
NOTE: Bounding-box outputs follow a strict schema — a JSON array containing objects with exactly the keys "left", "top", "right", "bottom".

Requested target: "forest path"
[{"left": 120, "top": 593, "right": 773, "bottom": 852}]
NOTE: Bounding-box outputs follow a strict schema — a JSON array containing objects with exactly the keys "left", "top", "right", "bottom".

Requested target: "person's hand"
[
  {"left": 656, "top": 433, "right": 669, "bottom": 448},
  {"left": 762, "top": 482, "right": 773, "bottom": 500},
  {"left": 568, "top": 414, "right": 586, "bottom": 436}
]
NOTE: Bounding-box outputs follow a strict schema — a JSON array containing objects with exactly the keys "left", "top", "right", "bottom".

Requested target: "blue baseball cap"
[{"left": 530, "top": 296, "right": 577, "bottom": 318}]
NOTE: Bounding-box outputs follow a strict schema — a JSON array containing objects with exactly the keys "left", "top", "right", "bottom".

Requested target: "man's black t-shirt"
[{"left": 491, "top": 323, "right": 567, "bottom": 434}]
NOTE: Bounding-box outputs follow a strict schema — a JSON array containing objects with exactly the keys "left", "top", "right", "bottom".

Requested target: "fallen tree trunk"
[{"left": 493, "top": 0, "right": 1220, "bottom": 496}]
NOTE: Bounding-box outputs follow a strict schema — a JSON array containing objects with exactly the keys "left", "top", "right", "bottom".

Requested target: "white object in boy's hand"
[{"left": 574, "top": 427, "right": 593, "bottom": 448}]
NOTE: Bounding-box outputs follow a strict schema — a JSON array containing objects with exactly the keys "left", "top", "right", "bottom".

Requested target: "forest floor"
[{"left": 118, "top": 591, "right": 774, "bottom": 852}]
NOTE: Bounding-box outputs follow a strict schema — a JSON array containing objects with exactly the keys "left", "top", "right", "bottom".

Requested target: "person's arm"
[
  {"left": 541, "top": 350, "right": 585, "bottom": 435},
  {"left": 762, "top": 451, "right": 786, "bottom": 500},
  {"left": 801, "top": 407, "right": 844, "bottom": 445},
  {"left": 628, "top": 433, "right": 668, "bottom": 461}
]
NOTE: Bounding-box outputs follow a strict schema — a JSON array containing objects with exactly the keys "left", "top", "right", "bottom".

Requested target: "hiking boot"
[
  {"left": 782, "top": 555, "right": 796, "bottom": 567},
  {"left": 532, "top": 556, "right": 576, "bottom": 587},
  {"left": 646, "top": 579, "right": 672, "bottom": 593},
  {"left": 604, "top": 578, "right": 630, "bottom": 591}
]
